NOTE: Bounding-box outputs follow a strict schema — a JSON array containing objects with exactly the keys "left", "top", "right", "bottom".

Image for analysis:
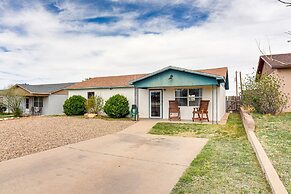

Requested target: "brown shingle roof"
[
  {"left": 260, "top": 53, "right": 291, "bottom": 69},
  {"left": 67, "top": 74, "right": 148, "bottom": 89},
  {"left": 67, "top": 66, "right": 228, "bottom": 89},
  {"left": 196, "top": 67, "right": 228, "bottom": 78}
]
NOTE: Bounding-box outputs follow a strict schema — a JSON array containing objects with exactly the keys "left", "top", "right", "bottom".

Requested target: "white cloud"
[{"left": 0, "top": 0, "right": 290, "bottom": 96}]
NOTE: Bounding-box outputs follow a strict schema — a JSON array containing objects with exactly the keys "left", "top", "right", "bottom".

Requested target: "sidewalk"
[{"left": 0, "top": 120, "right": 208, "bottom": 194}]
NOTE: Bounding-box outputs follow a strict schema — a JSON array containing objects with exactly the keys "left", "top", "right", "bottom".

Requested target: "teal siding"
[{"left": 133, "top": 69, "right": 219, "bottom": 88}]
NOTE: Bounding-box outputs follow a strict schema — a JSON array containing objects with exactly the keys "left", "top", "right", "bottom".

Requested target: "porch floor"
[{"left": 139, "top": 112, "right": 230, "bottom": 125}]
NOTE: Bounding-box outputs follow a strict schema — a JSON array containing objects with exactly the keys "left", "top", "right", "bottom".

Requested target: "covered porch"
[
  {"left": 22, "top": 95, "right": 46, "bottom": 115},
  {"left": 130, "top": 66, "right": 228, "bottom": 123}
]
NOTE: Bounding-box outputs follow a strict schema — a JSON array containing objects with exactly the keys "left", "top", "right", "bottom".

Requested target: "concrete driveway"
[{"left": 0, "top": 120, "right": 208, "bottom": 194}]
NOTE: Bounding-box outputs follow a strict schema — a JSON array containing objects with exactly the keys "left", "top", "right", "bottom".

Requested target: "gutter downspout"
[
  {"left": 216, "top": 86, "right": 218, "bottom": 124},
  {"left": 136, "top": 88, "right": 139, "bottom": 120}
]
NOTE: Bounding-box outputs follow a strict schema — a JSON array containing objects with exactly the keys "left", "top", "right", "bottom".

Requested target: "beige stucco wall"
[
  {"left": 260, "top": 64, "right": 291, "bottom": 112},
  {"left": 276, "top": 69, "right": 291, "bottom": 112}
]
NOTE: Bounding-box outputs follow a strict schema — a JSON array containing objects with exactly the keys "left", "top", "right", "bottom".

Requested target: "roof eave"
[
  {"left": 66, "top": 86, "right": 134, "bottom": 90},
  {"left": 129, "top": 66, "right": 223, "bottom": 85}
]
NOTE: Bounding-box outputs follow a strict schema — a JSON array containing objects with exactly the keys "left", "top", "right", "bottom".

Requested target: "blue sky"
[
  {"left": 0, "top": 0, "right": 291, "bottom": 94},
  {"left": 0, "top": 0, "right": 210, "bottom": 36}
]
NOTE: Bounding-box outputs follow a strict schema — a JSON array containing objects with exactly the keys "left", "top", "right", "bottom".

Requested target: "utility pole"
[
  {"left": 239, "top": 72, "right": 243, "bottom": 97},
  {"left": 235, "top": 71, "right": 238, "bottom": 97},
  {"left": 235, "top": 71, "right": 238, "bottom": 111}
]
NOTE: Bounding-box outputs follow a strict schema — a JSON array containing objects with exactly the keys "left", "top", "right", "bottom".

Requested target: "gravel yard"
[{"left": 0, "top": 116, "right": 134, "bottom": 162}]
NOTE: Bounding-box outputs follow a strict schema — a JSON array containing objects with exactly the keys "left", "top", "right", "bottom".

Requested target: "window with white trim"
[
  {"left": 34, "top": 97, "right": 43, "bottom": 107},
  {"left": 175, "top": 88, "right": 202, "bottom": 106}
]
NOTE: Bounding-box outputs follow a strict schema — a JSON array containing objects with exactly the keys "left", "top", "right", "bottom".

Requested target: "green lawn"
[
  {"left": 253, "top": 113, "right": 291, "bottom": 193},
  {"left": 150, "top": 114, "right": 271, "bottom": 193}
]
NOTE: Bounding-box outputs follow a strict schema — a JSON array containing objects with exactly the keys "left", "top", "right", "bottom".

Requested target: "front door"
[{"left": 150, "top": 90, "right": 162, "bottom": 118}]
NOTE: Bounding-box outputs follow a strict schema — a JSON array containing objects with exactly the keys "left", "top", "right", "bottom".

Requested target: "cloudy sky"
[{"left": 0, "top": 0, "right": 290, "bottom": 94}]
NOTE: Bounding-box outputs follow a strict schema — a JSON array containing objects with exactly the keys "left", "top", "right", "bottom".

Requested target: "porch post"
[
  {"left": 136, "top": 88, "right": 139, "bottom": 120},
  {"left": 212, "top": 85, "right": 214, "bottom": 124}
]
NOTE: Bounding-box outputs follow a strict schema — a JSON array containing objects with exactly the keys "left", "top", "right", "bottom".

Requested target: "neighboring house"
[
  {"left": 8, "top": 83, "right": 75, "bottom": 115},
  {"left": 67, "top": 66, "right": 229, "bottom": 122},
  {"left": 256, "top": 53, "right": 291, "bottom": 112}
]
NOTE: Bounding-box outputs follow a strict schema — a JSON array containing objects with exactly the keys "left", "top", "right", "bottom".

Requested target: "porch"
[
  {"left": 129, "top": 66, "right": 229, "bottom": 123},
  {"left": 23, "top": 96, "right": 46, "bottom": 115},
  {"left": 134, "top": 86, "right": 224, "bottom": 123}
]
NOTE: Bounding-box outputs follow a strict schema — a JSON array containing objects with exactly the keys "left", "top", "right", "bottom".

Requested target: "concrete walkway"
[{"left": 0, "top": 120, "right": 208, "bottom": 194}]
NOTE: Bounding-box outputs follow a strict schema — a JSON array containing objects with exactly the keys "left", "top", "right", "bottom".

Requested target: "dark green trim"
[
  {"left": 130, "top": 66, "right": 224, "bottom": 84},
  {"left": 133, "top": 69, "right": 221, "bottom": 88}
]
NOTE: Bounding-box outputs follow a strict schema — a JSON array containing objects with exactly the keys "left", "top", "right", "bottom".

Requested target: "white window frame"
[
  {"left": 175, "top": 88, "right": 202, "bottom": 107},
  {"left": 33, "top": 97, "right": 43, "bottom": 108}
]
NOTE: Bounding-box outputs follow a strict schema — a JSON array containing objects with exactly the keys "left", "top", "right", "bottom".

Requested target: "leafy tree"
[
  {"left": 63, "top": 95, "right": 87, "bottom": 116},
  {"left": 85, "top": 95, "right": 104, "bottom": 114},
  {"left": 1, "top": 86, "right": 25, "bottom": 117},
  {"left": 242, "top": 73, "right": 288, "bottom": 114},
  {"left": 104, "top": 94, "right": 129, "bottom": 118}
]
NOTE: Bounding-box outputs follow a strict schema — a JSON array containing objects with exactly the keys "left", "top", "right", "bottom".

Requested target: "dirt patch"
[{"left": 0, "top": 116, "right": 134, "bottom": 162}]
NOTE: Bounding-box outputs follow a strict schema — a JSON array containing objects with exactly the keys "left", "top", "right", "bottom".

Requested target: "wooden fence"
[{"left": 226, "top": 96, "right": 241, "bottom": 112}]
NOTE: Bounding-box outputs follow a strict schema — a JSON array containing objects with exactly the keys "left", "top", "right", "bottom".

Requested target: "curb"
[
  {"left": 240, "top": 107, "right": 288, "bottom": 194},
  {"left": 0, "top": 117, "right": 20, "bottom": 122}
]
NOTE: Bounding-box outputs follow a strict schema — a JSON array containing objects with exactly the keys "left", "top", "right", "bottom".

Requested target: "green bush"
[
  {"left": 13, "top": 107, "right": 23, "bottom": 117},
  {"left": 243, "top": 73, "right": 288, "bottom": 114},
  {"left": 63, "top": 95, "right": 87, "bottom": 116},
  {"left": 85, "top": 95, "right": 104, "bottom": 114},
  {"left": 104, "top": 94, "right": 129, "bottom": 118}
]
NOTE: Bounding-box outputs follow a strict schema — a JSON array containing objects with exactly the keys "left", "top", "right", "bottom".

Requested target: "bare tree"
[
  {"left": 278, "top": 1, "right": 291, "bottom": 42},
  {"left": 278, "top": 0, "right": 291, "bottom": 6},
  {"left": 255, "top": 40, "right": 287, "bottom": 64}
]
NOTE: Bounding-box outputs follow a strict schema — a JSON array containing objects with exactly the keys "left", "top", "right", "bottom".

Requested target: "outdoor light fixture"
[{"left": 169, "top": 74, "right": 173, "bottom": 80}]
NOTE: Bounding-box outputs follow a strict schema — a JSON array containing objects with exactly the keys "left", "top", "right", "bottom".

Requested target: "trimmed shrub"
[
  {"left": 63, "top": 95, "right": 87, "bottom": 116},
  {"left": 85, "top": 95, "right": 104, "bottom": 114},
  {"left": 104, "top": 94, "right": 129, "bottom": 118}
]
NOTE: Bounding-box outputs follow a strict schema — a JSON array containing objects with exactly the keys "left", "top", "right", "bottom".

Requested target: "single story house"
[
  {"left": 3, "top": 83, "right": 75, "bottom": 115},
  {"left": 256, "top": 53, "right": 291, "bottom": 112},
  {"left": 67, "top": 66, "right": 229, "bottom": 122}
]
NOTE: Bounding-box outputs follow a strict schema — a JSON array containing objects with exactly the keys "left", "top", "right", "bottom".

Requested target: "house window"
[
  {"left": 189, "top": 89, "right": 202, "bottom": 106},
  {"left": 175, "top": 89, "right": 188, "bottom": 106},
  {"left": 34, "top": 97, "right": 43, "bottom": 108},
  {"left": 175, "top": 88, "right": 202, "bottom": 106},
  {"left": 26, "top": 98, "right": 29, "bottom": 109},
  {"left": 87, "top": 92, "right": 95, "bottom": 99}
]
